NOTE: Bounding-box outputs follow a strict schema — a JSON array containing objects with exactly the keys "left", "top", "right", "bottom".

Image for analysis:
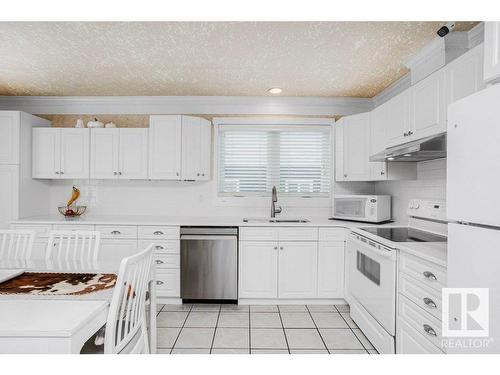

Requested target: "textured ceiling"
[{"left": 0, "top": 22, "right": 478, "bottom": 97}]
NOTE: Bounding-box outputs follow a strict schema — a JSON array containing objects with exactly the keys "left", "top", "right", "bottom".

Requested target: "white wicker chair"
[{"left": 45, "top": 230, "right": 101, "bottom": 263}]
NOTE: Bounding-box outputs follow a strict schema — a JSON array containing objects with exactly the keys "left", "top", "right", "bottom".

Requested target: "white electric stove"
[{"left": 345, "top": 199, "right": 447, "bottom": 354}]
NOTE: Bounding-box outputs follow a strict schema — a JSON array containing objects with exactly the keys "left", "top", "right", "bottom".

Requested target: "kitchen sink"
[{"left": 243, "top": 218, "right": 309, "bottom": 223}]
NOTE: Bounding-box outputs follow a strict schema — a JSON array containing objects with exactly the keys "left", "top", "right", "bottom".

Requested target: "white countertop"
[{"left": 11, "top": 214, "right": 406, "bottom": 228}]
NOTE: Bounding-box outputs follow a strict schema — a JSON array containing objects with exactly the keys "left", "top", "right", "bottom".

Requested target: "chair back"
[
  {"left": 0, "top": 230, "right": 35, "bottom": 260},
  {"left": 46, "top": 230, "right": 101, "bottom": 263},
  {"left": 104, "top": 244, "right": 153, "bottom": 354}
]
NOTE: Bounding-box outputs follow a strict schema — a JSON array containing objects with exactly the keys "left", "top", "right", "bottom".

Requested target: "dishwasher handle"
[{"left": 181, "top": 235, "right": 237, "bottom": 241}]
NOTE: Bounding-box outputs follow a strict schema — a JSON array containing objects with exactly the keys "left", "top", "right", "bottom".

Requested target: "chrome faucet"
[{"left": 271, "top": 186, "right": 282, "bottom": 218}]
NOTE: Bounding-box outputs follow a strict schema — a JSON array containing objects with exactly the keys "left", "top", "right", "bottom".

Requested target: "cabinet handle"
[
  {"left": 153, "top": 231, "right": 164, "bottom": 235},
  {"left": 176, "top": 172, "right": 179, "bottom": 176},
  {"left": 156, "top": 280, "right": 164, "bottom": 285},
  {"left": 423, "top": 297, "right": 437, "bottom": 309},
  {"left": 279, "top": 246, "right": 284, "bottom": 250},
  {"left": 60, "top": 171, "right": 64, "bottom": 175},
  {"left": 274, "top": 246, "right": 278, "bottom": 250},
  {"left": 114, "top": 172, "right": 118, "bottom": 175},
  {"left": 55, "top": 171, "right": 60, "bottom": 175},
  {"left": 201, "top": 173, "right": 205, "bottom": 177},
  {"left": 118, "top": 171, "right": 122, "bottom": 175},
  {"left": 343, "top": 174, "right": 348, "bottom": 178},
  {"left": 110, "top": 230, "right": 121, "bottom": 235},
  {"left": 154, "top": 245, "right": 165, "bottom": 250},
  {"left": 423, "top": 271, "right": 437, "bottom": 281},
  {"left": 403, "top": 132, "right": 408, "bottom": 137},
  {"left": 423, "top": 324, "right": 437, "bottom": 337},
  {"left": 197, "top": 173, "right": 200, "bottom": 176},
  {"left": 380, "top": 171, "right": 385, "bottom": 175},
  {"left": 155, "top": 260, "right": 164, "bottom": 264},
  {"left": 408, "top": 131, "right": 413, "bottom": 136}
]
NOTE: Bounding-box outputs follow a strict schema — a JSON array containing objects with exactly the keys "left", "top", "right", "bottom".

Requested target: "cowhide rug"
[{"left": 0, "top": 272, "right": 117, "bottom": 295}]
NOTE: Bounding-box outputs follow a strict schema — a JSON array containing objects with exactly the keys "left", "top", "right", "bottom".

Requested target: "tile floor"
[{"left": 155, "top": 304, "right": 378, "bottom": 354}]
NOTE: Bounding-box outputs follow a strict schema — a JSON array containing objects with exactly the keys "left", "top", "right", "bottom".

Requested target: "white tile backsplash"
[{"left": 374, "top": 159, "right": 446, "bottom": 223}]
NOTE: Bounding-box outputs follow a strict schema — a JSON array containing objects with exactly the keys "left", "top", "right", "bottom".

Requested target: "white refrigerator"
[{"left": 447, "top": 83, "right": 500, "bottom": 353}]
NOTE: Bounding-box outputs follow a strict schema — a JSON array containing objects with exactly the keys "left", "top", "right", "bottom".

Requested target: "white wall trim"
[
  {"left": 468, "top": 22, "right": 485, "bottom": 48},
  {"left": 0, "top": 96, "right": 372, "bottom": 117},
  {"left": 371, "top": 73, "right": 411, "bottom": 107}
]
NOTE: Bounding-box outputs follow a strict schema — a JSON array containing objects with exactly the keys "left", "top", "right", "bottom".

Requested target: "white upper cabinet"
[
  {"left": 409, "top": 69, "right": 446, "bottom": 140},
  {"left": 384, "top": 90, "right": 411, "bottom": 148},
  {"left": 149, "top": 115, "right": 212, "bottom": 181},
  {"left": 369, "top": 104, "right": 388, "bottom": 155},
  {"left": 484, "top": 22, "right": 500, "bottom": 83},
  {"left": 33, "top": 128, "right": 89, "bottom": 179},
  {"left": 0, "top": 112, "right": 20, "bottom": 164},
  {"left": 90, "top": 128, "right": 119, "bottom": 179},
  {"left": 445, "top": 44, "right": 485, "bottom": 104},
  {"left": 335, "top": 113, "right": 372, "bottom": 181},
  {"left": 60, "top": 129, "right": 90, "bottom": 179},
  {"left": 149, "top": 115, "right": 182, "bottom": 180},
  {"left": 181, "top": 116, "right": 212, "bottom": 181},
  {"left": 119, "top": 129, "right": 148, "bottom": 179},
  {"left": 91, "top": 128, "right": 148, "bottom": 180}
]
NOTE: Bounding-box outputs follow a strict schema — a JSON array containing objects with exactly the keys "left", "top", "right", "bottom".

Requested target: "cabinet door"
[
  {"left": 484, "top": 22, "right": 500, "bottom": 83},
  {"left": 149, "top": 115, "right": 182, "bottom": 180},
  {"left": 278, "top": 241, "right": 318, "bottom": 299},
  {"left": 385, "top": 90, "right": 411, "bottom": 147},
  {"left": 98, "top": 239, "right": 138, "bottom": 263},
  {"left": 396, "top": 318, "right": 443, "bottom": 354},
  {"left": 317, "top": 242, "right": 344, "bottom": 298},
  {"left": 446, "top": 44, "right": 485, "bottom": 105},
  {"left": 199, "top": 118, "right": 212, "bottom": 180},
  {"left": 0, "top": 111, "right": 20, "bottom": 164},
  {"left": 0, "top": 165, "right": 19, "bottom": 228},
  {"left": 60, "top": 129, "right": 90, "bottom": 179},
  {"left": 410, "top": 70, "right": 446, "bottom": 140},
  {"left": 181, "top": 116, "right": 202, "bottom": 180},
  {"left": 239, "top": 242, "right": 278, "bottom": 298},
  {"left": 32, "top": 128, "right": 61, "bottom": 178},
  {"left": 119, "top": 128, "right": 148, "bottom": 179},
  {"left": 90, "top": 129, "right": 119, "bottom": 179},
  {"left": 370, "top": 104, "right": 387, "bottom": 156},
  {"left": 341, "top": 113, "right": 372, "bottom": 181},
  {"left": 334, "top": 118, "right": 345, "bottom": 181}
]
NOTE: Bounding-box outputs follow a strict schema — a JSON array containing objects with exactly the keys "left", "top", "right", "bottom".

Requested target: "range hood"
[{"left": 370, "top": 133, "right": 446, "bottom": 162}]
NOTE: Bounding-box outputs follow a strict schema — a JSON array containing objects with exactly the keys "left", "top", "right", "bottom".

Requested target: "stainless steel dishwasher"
[{"left": 180, "top": 227, "right": 238, "bottom": 301}]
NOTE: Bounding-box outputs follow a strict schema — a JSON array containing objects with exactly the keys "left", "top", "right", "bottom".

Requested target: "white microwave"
[{"left": 332, "top": 195, "right": 391, "bottom": 223}]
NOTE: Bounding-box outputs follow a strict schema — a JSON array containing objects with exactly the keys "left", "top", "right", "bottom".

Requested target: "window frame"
[{"left": 213, "top": 117, "right": 335, "bottom": 207}]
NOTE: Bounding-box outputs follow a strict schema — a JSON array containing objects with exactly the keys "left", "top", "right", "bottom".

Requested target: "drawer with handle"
[
  {"left": 10, "top": 224, "right": 52, "bottom": 238},
  {"left": 399, "top": 252, "right": 446, "bottom": 291},
  {"left": 95, "top": 225, "right": 138, "bottom": 239},
  {"left": 138, "top": 240, "right": 180, "bottom": 254},
  {"left": 153, "top": 254, "right": 180, "bottom": 269},
  {"left": 398, "top": 294, "right": 444, "bottom": 351},
  {"left": 155, "top": 269, "right": 180, "bottom": 297},
  {"left": 138, "top": 226, "right": 180, "bottom": 240},
  {"left": 399, "top": 273, "right": 442, "bottom": 320}
]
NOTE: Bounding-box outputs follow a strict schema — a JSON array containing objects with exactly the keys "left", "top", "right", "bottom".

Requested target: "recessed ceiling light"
[{"left": 268, "top": 87, "right": 283, "bottom": 94}]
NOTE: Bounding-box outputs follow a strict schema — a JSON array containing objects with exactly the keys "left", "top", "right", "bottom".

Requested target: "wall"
[{"left": 374, "top": 158, "right": 446, "bottom": 223}]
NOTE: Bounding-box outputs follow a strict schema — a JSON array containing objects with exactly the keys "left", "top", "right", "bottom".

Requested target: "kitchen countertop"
[{"left": 11, "top": 214, "right": 406, "bottom": 228}]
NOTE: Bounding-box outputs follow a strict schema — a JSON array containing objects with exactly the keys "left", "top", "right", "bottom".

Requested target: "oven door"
[
  {"left": 333, "top": 197, "right": 372, "bottom": 221},
  {"left": 346, "top": 233, "right": 396, "bottom": 335}
]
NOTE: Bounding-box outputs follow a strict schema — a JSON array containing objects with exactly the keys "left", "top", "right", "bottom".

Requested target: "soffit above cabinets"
[{"left": 0, "top": 22, "right": 478, "bottom": 97}]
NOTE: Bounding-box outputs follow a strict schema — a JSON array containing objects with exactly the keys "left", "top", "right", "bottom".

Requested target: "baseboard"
[
  {"left": 157, "top": 297, "right": 182, "bottom": 304},
  {"left": 238, "top": 298, "right": 346, "bottom": 305}
]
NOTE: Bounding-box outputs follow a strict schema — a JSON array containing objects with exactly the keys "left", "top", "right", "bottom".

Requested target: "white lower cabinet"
[
  {"left": 317, "top": 242, "right": 344, "bottom": 298},
  {"left": 278, "top": 241, "right": 318, "bottom": 298},
  {"left": 98, "top": 239, "right": 139, "bottom": 262},
  {"left": 239, "top": 241, "right": 278, "bottom": 299},
  {"left": 396, "top": 317, "right": 444, "bottom": 354},
  {"left": 156, "top": 269, "right": 181, "bottom": 298},
  {"left": 239, "top": 226, "right": 345, "bottom": 300}
]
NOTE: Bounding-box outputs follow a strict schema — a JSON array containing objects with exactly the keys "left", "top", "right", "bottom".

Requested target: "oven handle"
[{"left": 180, "top": 235, "right": 237, "bottom": 241}]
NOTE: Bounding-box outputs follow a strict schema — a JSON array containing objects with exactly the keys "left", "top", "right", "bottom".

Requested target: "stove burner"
[{"left": 360, "top": 227, "right": 447, "bottom": 243}]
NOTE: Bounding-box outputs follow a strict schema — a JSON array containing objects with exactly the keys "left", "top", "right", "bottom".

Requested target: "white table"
[{"left": 0, "top": 259, "right": 157, "bottom": 354}]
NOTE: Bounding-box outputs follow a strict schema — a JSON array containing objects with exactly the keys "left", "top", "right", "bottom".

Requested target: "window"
[{"left": 218, "top": 123, "right": 331, "bottom": 196}]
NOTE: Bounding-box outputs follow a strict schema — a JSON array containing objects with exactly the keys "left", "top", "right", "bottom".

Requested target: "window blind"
[{"left": 218, "top": 125, "right": 331, "bottom": 196}]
